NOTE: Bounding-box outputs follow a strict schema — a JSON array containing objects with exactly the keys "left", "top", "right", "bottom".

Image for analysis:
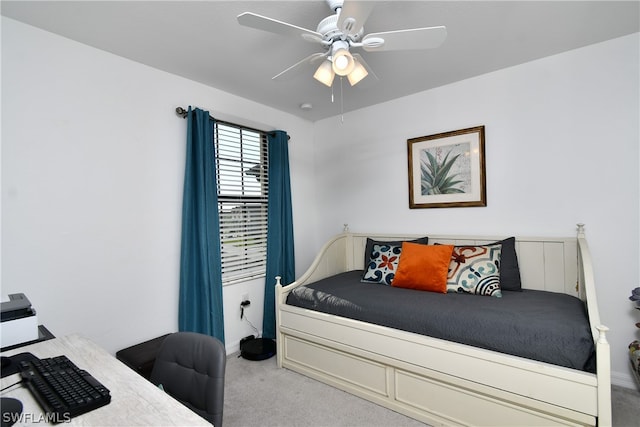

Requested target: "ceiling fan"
[{"left": 237, "top": 0, "right": 447, "bottom": 87}]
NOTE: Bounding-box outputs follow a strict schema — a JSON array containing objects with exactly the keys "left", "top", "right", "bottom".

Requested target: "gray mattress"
[{"left": 286, "top": 270, "right": 596, "bottom": 373}]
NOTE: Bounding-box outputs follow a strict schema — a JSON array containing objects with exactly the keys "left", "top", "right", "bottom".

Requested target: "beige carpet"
[{"left": 223, "top": 352, "right": 640, "bottom": 427}]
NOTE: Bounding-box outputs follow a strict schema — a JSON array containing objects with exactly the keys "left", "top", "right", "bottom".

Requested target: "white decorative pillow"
[
  {"left": 446, "top": 244, "right": 502, "bottom": 297},
  {"left": 361, "top": 244, "right": 402, "bottom": 285}
]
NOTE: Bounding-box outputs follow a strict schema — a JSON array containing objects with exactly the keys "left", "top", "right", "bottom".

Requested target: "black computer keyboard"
[{"left": 19, "top": 355, "right": 111, "bottom": 423}]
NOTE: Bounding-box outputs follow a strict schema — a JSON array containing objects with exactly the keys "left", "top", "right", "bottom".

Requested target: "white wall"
[
  {"left": 313, "top": 33, "right": 640, "bottom": 388},
  {"left": 3, "top": 15, "right": 639, "bottom": 389},
  {"left": 1, "top": 17, "right": 318, "bottom": 355}
]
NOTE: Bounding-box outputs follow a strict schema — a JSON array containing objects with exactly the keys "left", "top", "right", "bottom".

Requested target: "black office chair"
[{"left": 150, "top": 332, "right": 226, "bottom": 426}]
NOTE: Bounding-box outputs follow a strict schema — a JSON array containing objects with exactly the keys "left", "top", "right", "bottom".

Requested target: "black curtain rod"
[{"left": 175, "top": 106, "right": 289, "bottom": 139}]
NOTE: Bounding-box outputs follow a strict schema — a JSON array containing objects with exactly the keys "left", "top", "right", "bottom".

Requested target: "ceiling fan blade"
[
  {"left": 237, "top": 12, "right": 323, "bottom": 43},
  {"left": 272, "top": 52, "right": 327, "bottom": 81},
  {"left": 338, "top": 1, "right": 374, "bottom": 37},
  {"left": 362, "top": 26, "right": 447, "bottom": 52}
]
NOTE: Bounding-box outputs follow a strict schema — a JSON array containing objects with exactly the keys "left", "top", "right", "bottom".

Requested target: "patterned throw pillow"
[
  {"left": 362, "top": 237, "right": 428, "bottom": 269},
  {"left": 446, "top": 244, "right": 502, "bottom": 297},
  {"left": 362, "top": 244, "right": 402, "bottom": 285}
]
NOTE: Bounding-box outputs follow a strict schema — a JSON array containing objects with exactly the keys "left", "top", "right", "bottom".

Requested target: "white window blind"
[{"left": 215, "top": 121, "right": 269, "bottom": 285}]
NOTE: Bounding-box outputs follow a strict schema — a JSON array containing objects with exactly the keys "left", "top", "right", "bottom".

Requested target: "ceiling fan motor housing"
[{"left": 317, "top": 14, "right": 364, "bottom": 43}]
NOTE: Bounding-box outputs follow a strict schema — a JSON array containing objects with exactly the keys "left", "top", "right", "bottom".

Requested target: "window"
[{"left": 215, "top": 121, "right": 268, "bottom": 284}]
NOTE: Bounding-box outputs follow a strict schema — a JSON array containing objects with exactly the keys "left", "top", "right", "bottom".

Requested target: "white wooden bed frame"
[{"left": 275, "top": 224, "right": 610, "bottom": 426}]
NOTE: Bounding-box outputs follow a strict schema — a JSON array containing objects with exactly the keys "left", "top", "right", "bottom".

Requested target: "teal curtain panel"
[
  {"left": 263, "top": 130, "right": 295, "bottom": 339},
  {"left": 178, "top": 107, "right": 225, "bottom": 343}
]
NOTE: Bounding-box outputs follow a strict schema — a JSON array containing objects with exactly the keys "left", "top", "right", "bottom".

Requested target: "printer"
[{"left": 1, "top": 293, "right": 39, "bottom": 348}]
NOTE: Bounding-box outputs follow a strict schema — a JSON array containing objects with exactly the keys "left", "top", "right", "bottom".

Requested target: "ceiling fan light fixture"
[
  {"left": 313, "top": 59, "right": 335, "bottom": 87},
  {"left": 347, "top": 59, "right": 368, "bottom": 86},
  {"left": 332, "top": 48, "right": 355, "bottom": 76}
]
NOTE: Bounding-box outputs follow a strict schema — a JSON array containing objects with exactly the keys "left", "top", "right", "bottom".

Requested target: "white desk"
[{"left": 1, "top": 334, "right": 211, "bottom": 426}]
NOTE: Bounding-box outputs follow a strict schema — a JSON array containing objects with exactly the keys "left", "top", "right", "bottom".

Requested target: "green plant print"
[{"left": 420, "top": 147, "right": 466, "bottom": 195}]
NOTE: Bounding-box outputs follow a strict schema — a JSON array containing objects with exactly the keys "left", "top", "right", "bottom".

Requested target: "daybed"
[{"left": 274, "top": 224, "right": 610, "bottom": 426}]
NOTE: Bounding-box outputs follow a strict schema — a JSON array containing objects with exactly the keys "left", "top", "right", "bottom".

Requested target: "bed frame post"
[
  {"left": 344, "top": 224, "right": 354, "bottom": 271},
  {"left": 596, "top": 325, "right": 612, "bottom": 426},
  {"left": 274, "top": 275, "right": 284, "bottom": 368},
  {"left": 577, "top": 223, "right": 611, "bottom": 427}
]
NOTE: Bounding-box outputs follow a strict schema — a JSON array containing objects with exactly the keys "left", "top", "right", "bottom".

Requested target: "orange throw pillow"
[{"left": 392, "top": 242, "right": 454, "bottom": 293}]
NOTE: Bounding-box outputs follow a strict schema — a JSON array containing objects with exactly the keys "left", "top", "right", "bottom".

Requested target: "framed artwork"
[{"left": 407, "top": 126, "right": 486, "bottom": 209}]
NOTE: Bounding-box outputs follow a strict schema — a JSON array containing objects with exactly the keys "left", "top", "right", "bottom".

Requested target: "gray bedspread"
[{"left": 286, "top": 270, "right": 596, "bottom": 373}]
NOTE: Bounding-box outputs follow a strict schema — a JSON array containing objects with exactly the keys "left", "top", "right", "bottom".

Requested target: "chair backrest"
[{"left": 150, "top": 332, "right": 226, "bottom": 426}]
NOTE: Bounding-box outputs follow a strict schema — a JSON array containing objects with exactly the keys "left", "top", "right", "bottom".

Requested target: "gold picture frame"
[{"left": 408, "top": 126, "right": 486, "bottom": 209}]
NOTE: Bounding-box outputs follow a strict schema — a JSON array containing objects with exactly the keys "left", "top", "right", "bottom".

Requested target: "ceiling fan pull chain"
[
  {"left": 331, "top": 83, "right": 334, "bottom": 103},
  {"left": 340, "top": 76, "right": 344, "bottom": 123}
]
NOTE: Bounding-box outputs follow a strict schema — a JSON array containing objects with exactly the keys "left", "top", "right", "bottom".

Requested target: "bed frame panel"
[{"left": 275, "top": 225, "right": 610, "bottom": 426}]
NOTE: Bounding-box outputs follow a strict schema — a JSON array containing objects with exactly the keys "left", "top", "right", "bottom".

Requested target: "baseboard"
[
  {"left": 611, "top": 369, "right": 640, "bottom": 390},
  {"left": 226, "top": 341, "right": 241, "bottom": 356}
]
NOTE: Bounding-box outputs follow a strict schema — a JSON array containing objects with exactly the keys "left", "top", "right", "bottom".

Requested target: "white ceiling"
[{"left": 2, "top": 1, "right": 639, "bottom": 122}]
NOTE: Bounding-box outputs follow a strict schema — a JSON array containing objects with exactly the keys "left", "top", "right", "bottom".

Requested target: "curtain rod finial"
[{"left": 176, "top": 107, "right": 188, "bottom": 118}]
